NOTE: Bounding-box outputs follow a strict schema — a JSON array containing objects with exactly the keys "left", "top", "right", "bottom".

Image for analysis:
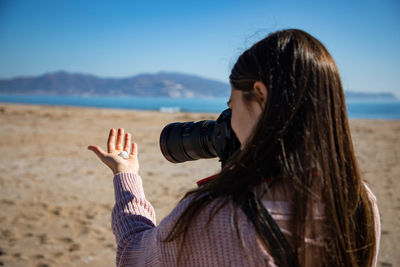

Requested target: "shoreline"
[
  {"left": 0, "top": 103, "right": 399, "bottom": 266},
  {"left": 2, "top": 101, "right": 400, "bottom": 124},
  {"left": 1, "top": 96, "right": 400, "bottom": 120},
  {"left": 0, "top": 102, "right": 221, "bottom": 116}
]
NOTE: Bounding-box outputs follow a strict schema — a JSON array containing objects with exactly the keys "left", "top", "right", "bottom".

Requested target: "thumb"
[{"left": 88, "top": 145, "right": 106, "bottom": 160}]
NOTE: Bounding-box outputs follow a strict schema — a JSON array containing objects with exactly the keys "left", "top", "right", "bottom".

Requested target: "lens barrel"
[{"left": 159, "top": 120, "right": 217, "bottom": 163}]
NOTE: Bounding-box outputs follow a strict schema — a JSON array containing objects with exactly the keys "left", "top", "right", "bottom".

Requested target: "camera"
[{"left": 159, "top": 109, "right": 241, "bottom": 167}]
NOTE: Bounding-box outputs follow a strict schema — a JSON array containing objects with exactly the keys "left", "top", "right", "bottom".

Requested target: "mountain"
[
  {"left": 0, "top": 71, "right": 230, "bottom": 98},
  {"left": 344, "top": 90, "right": 397, "bottom": 100},
  {"left": 0, "top": 71, "right": 397, "bottom": 100}
]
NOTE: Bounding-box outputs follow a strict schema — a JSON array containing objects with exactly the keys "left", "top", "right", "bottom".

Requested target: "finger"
[
  {"left": 107, "top": 128, "right": 116, "bottom": 153},
  {"left": 131, "top": 142, "right": 138, "bottom": 156},
  {"left": 123, "top": 133, "right": 131, "bottom": 152},
  {"left": 88, "top": 145, "right": 106, "bottom": 160},
  {"left": 116, "top": 128, "right": 124, "bottom": 151}
]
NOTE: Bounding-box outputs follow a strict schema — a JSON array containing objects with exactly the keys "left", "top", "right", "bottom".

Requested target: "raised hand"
[{"left": 88, "top": 128, "right": 139, "bottom": 175}]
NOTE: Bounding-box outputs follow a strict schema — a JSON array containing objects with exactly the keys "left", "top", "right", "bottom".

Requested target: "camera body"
[{"left": 159, "top": 109, "right": 240, "bottom": 167}]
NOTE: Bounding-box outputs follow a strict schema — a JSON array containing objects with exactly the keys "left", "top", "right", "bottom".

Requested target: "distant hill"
[
  {"left": 0, "top": 71, "right": 230, "bottom": 98},
  {"left": 0, "top": 71, "right": 397, "bottom": 100},
  {"left": 344, "top": 91, "right": 397, "bottom": 100}
]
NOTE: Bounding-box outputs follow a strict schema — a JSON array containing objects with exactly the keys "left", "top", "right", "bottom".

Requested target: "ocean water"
[{"left": 0, "top": 94, "right": 399, "bottom": 120}]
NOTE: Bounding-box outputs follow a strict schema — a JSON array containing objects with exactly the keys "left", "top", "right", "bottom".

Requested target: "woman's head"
[{"left": 229, "top": 29, "right": 343, "bottom": 159}]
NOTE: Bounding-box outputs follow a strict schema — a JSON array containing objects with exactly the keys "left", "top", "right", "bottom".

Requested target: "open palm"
[{"left": 88, "top": 128, "right": 139, "bottom": 175}]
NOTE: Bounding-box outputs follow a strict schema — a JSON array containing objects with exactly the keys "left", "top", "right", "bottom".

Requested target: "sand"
[{"left": 0, "top": 103, "right": 398, "bottom": 267}]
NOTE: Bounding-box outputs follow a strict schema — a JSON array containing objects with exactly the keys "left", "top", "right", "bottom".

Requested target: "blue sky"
[{"left": 0, "top": 0, "right": 399, "bottom": 96}]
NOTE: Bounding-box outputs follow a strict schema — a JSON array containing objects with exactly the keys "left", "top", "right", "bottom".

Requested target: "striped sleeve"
[{"left": 112, "top": 172, "right": 157, "bottom": 266}]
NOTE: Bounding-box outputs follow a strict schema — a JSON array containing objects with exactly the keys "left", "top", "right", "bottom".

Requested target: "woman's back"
[
  {"left": 260, "top": 178, "right": 380, "bottom": 266},
  {"left": 111, "top": 173, "right": 380, "bottom": 266}
]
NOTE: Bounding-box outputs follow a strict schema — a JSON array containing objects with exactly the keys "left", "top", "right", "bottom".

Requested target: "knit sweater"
[{"left": 112, "top": 172, "right": 380, "bottom": 267}]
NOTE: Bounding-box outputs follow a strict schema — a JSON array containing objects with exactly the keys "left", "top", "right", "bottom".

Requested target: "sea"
[{"left": 0, "top": 94, "right": 399, "bottom": 120}]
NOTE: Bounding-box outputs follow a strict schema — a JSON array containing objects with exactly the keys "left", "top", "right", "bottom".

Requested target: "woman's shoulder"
[
  {"left": 155, "top": 194, "right": 275, "bottom": 266},
  {"left": 361, "top": 181, "right": 381, "bottom": 267},
  {"left": 362, "top": 181, "right": 380, "bottom": 229},
  {"left": 155, "top": 193, "right": 264, "bottom": 247},
  {"left": 158, "top": 194, "right": 252, "bottom": 230},
  {"left": 363, "top": 181, "right": 378, "bottom": 204},
  {"left": 158, "top": 190, "right": 297, "bottom": 233}
]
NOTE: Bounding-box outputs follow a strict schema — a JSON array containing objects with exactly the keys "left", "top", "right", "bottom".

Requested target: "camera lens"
[{"left": 159, "top": 120, "right": 217, "bottom": 163}]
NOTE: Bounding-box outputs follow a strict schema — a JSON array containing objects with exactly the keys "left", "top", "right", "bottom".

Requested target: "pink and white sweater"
[{"left": 112, "top": 172, "right": 381, "bottom": 266}]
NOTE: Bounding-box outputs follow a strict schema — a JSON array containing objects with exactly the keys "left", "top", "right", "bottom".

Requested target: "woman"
[{"left": 88, "top": 29, "right": 380, "bottom": 266}]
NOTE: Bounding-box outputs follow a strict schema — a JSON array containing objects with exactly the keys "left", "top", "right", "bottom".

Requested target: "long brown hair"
[{"left": 165, "top": 29, "right": 376, "bottom": 266}]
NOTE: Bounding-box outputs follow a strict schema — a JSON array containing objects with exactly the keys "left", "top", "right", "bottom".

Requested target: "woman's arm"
[
  {"left": 88, "top": 128, "right": 160, "bottom": 265},
  {"left": 88, "top": 128, "right": 275, "bottom": 266},
  {"left": 112, "top": 172, "right": 159, "bottom": 266}
]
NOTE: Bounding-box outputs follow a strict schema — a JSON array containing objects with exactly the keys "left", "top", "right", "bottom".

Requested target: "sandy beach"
[{"left": 0, "top": 103, "right": 399, "bottom": 267}]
